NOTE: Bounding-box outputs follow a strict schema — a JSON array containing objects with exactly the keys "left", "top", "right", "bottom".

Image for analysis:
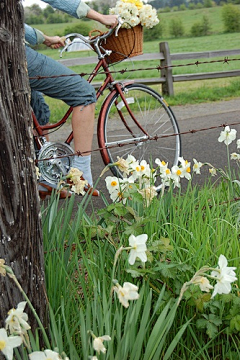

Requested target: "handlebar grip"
[{"left": 50, "top": 37, "right": 66, "bottom": 49}]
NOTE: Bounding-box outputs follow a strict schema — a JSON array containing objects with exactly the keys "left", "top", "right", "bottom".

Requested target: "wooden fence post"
[{"left": 160, "top": 42, "right": 174, "bottom": 96}]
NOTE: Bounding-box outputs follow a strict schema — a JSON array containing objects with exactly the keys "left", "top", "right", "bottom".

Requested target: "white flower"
[
  {"left": 105, "top": 176, "right": 120, "bottom": 194},
  {"left": 178, "top": 157, "right": 191, "bottom": 180},
  {"left": 29, "top": 349, "right": 62, "bottom": 360},
  {"left": 68, "top": 167, "right": 83, "bottom": 184},
  {"left": 218, "top": 126, "right": 237, "bottom": 145},
  {"left": 138, "top": 186, "right": 157, "bottom": 207},
  {"left": 110, "top": 0, "right": 159, "bottom": 29},
  {"left": 128, "top": 234, "right": 148, "bottom": 265},
  {"left": 156, "top": 159, "right": 171, "bottom": 185},
  {"left": 5, "top": 302, "right": 31, "bottom": 335},
  {"left": 231, "top": 152, "right": 240, "bottom": 161},
  {"left": 170, "top": 165, "right": 182, "bottom": 187},
  {"left": 0, "top": 259, "right": 6, "bottom": 277},
  {"left": 237, "top": 139, "right": 240, "bottom": 149},
  {"left": 0, "top": 328, "right": 22, "bottom": 360},
  {"left": 193, "top": 158, "right": 203, "bottom": 174},
  {"left": 105, "top": 176, "right": 127, "bottom": 202},
  {"left": 113, "top": 282, "right": 140, "bottom": 308},
  {"left": 211, "top": 254, "right": 237, "bottom": 298},
  {"left": 115, "top": 156, "right": 130, "bottom": 176},
  {"left": 35, "top": 166, "right": 41, "bottom": 180},
  {"left": 209, "top": 167, "right": 217, "bottom": 176},
  {"left": 93, "top": 335, "right": 111, "bottom": 354},
  {"left": 193, "top": 276, "right": 214, "bottom": 292}
]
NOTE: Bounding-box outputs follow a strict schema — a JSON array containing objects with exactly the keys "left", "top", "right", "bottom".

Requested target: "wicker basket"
[{"left": 102, "top": 25, "right": 143, "bottom": 64}]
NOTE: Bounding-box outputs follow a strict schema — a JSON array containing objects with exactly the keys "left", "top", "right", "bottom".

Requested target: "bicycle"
[{"left": 33, "top": 21, "right": 181, "bottom": 192}]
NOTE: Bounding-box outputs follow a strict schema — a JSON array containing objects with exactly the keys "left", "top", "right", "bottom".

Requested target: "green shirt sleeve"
[{"left": 76, "top": 1, "right": 91, "bottom": 18}]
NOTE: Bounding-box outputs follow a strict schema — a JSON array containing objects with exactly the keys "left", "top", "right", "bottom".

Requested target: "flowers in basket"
[{"left": 109, "top": 0, "right": 159, "bottom": 29}]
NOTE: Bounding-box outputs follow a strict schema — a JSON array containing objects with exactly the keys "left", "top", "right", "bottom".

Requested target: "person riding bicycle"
[{"left": 25, "top": 0, "right": 118, "bottom": 199}]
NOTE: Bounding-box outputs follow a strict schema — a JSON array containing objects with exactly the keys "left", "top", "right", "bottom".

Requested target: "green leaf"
[
  {"left": 150, "top": 237, "right": 173, "bottom": 253},
  {"left": 196, "top": 318, "right": 208, "bottom": 329},
  {"left": 206, "top": 322, "right": 218, "bottom": 338}
]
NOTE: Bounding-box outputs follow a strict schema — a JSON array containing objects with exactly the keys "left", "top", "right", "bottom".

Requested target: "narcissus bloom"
[
  {"left": 5, "top": 302, "right": 31, "bottom": 335},
  {"left": 128, "top": 234, "right": 148, "bottom": 265},
  {"left": 218, "top": 126, "right": 237, "bottom": 145},
  {"left": 209, "top": 167, "right": 217, "bottom": 176},
  {"left": 231, "top": 152, "right": 240, "bottom": 161},
  {"left": 211, "top": 254, "right": 237, "bottom": 298},
  {"left": 115, "top": 156, "right": 130, "bottom": 176},
  {"left": 29, "top": 349, "right": 62, "bottom": 360},
  {"left": 113, "top": 282, "right": 140, "bottom": 308},
  {"left": 0, "top": 328, "right": 22, "bottom": 360},
  {"left": 93, "top": 335, "right": 111, "bottom": 354},
  {"left": 0, "top": 259, "right": 6, "bottom": 276},
  {"left": 193, "top": 276, "right": 214, "bottom": 292},
  {"left": 193, "top": 158, "right": 203, "bottom": 174}
]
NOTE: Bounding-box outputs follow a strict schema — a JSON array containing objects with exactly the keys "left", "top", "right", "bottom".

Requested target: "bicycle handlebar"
[{"left": 59, "top": 16, "right": 123, "bottom": 58}]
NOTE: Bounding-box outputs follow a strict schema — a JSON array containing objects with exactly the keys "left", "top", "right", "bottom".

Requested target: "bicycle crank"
[{"left": 37, "top": 142, "right": 74, "bottom": 185}]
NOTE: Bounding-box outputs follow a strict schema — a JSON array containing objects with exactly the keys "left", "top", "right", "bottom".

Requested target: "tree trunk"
[{"left": 0, "top": 0, "right": 47, "bottom": 334}]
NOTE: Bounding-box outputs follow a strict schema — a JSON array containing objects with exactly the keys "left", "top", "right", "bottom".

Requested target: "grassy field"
[{"left": 32, "top": 5, "right": 240, "bottom": 38}]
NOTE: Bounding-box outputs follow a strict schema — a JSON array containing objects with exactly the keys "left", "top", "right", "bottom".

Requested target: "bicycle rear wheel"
[{"left": 98, "top": 83, "right": 181, "bottom": 190}]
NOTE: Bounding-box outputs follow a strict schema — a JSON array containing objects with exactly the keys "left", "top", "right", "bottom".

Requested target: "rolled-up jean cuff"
[{"left": 26, "top": 46, "right": 97, "bottom": 107}]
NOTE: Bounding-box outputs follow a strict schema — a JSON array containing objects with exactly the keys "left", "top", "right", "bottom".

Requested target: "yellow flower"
[{"left": 122, "top": 0, "right": 143, "bottom": 9}]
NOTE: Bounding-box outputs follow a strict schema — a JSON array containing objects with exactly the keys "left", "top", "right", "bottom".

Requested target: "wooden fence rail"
[{"left": 58, "top": 42, "right": 240, "bottom": 96}]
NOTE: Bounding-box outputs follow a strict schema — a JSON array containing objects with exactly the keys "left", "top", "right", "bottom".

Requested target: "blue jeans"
[{"left": 26, "top": 45, "right": 96, "bottom": 115}]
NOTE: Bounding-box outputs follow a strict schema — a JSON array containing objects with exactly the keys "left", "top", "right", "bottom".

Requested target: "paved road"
[{"left": 48, "top": 98, "right": 240, "bottom": 211}]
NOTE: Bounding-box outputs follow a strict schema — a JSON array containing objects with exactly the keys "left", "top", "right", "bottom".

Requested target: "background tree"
[
  {"left": 0, "top": 0, "right": 47, "bottom": 332},
  {"left": 222, "top": 3, "right": 240, "bottom": 32}
]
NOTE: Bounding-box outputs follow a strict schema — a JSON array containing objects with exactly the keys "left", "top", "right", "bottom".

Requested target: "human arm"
[
  {"left": 40, "top": 0, "right": 118, "bottom": 27},
  {"left": 24, "top": 24, "right": 64, "bottom": 48}
]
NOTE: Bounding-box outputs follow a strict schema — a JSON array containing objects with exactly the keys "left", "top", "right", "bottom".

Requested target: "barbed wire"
[
  {"left": 29, "top": 56, "right": 240, "bottom": 81},
  {"left": 36, "top": 120, "right": 240, "bottom": 163}
]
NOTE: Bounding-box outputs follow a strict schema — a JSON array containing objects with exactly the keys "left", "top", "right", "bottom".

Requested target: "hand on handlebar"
[{"left": 43, "top": 35, "right": 65, "bottom": 49}]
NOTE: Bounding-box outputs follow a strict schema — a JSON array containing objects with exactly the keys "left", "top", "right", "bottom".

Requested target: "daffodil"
[
  {"left": 35, "top": 166, "right": 41, "bottom": 180},
  {"left": 218, "top": 126, "right": 237, "bottom": 146},
  {"left": 231, "top": 152, "right": 240, "bottom": 161},
  {"left": 0, "top": 328, "right": 22, "bottom": 360},
  {"left": 5, "top": 302, "right": 31, "bottom": 335},
  {"left": 211, "top": 254, "right": 237, "bottom": 298},
  {"left": 128, "top": 234, "right": 148, "bottom": 265},
  {"left": 67, "top": 167, "right": 83, "bottom": 184},
  {"left": 193, "top": 276, "right": 214, "bottom": 292},
  {"left": 193, "top": 158, "right": 203, "bottom": 174},
  {"left": 105, "top": 176, "right": 120, "bottom": 195},
  {"left": 170, "top": 165, "right": 182, "bottom": 187},
  {"left": 0, "top": 259, "right": 6, "bottom": 276},
  {"left": 115, "top": 156, "right": 130, "bottom": 176},
  {"left": 138, "top": 186, "right": 157, "bottom": 207},
  {"left": 93, "top": 335, "right": 111, "bottom": 354},
  {"left": 209, "top": 167, "right": 217, "bottom": 176},
  {"left": 178, "top": 157, "right": 191, "bottom": 180},
  {"left": 113, "top": 282, "right": 140, "bottom": 308},
  {"left": 29, "top": 349, "right": 62, "bottom": 360}
]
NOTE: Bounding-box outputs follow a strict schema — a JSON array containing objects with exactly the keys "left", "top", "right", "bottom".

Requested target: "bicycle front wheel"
[{"left": 98, "top": 83, "right": 181, "bottom": 190}]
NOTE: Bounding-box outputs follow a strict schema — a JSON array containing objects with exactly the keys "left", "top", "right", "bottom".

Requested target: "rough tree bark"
[{"left": 0, "top": 0, "right": 47, "bottom": 334}]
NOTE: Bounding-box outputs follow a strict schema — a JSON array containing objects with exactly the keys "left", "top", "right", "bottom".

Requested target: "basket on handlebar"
[{"left": 99, "top": 25, "right": 143, "bottom": 64}]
